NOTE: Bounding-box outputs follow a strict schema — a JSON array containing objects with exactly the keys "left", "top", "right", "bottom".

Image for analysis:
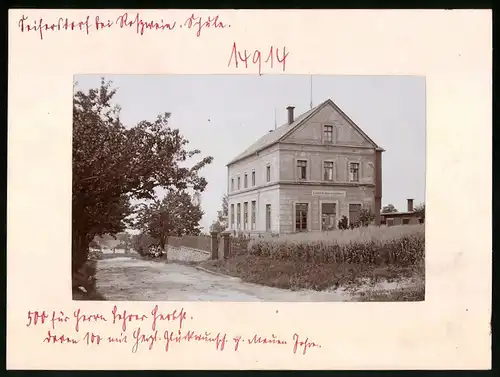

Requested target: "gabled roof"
[{"left": 227, "top": 98, "right": 382, "bottom": 166}]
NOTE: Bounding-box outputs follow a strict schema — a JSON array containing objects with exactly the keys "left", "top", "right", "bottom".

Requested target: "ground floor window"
[
  {"left": 237, "top": 203, "right": 241, "bottom": 229},
  {"left": 348, "top": 203, "right": 362, "bottom": 226},
  {"left": 243, "top": 202, "right": 248, "bottom": 230},
  {"left": 230, "top": 204, "right": 234, "bottom": 228},
  {"left": 251, "top": 201, "right": 256, "bottom": 230},
  {"left": 295, "top": 203, "right": 308, "bottom": 231},
  {"left": 321, "top": 202, "right": 336, "bottom": 230},
  {"left": 265, "top": 204, "right": 271, "bottom": 231}
]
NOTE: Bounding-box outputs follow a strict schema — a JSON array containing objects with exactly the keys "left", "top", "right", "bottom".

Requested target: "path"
[{"left": 95, "top": 256, "right": 357, "bottom": 301}]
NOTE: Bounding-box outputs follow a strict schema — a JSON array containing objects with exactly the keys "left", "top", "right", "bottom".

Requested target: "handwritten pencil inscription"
[{"left": 26, "top": 306, "right": 321, "bottom": 355}]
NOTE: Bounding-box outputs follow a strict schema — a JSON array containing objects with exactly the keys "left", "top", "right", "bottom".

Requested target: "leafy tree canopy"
[
  {"left": 72, "top": 78, "right": 213, "bottom": 269},
  {"left": 210, "top": 194, "right": 228, "bottom": 233},
  {"left": 381, "top": 204, "right": 398, "bottom": 213}
]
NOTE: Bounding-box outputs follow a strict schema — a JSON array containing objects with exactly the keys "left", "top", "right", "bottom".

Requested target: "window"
[
  {"left": 321, "top": 202, "right": 336, "bottom": 231},
  {"left": 244, "top": 173, "right": 248, "bottom": 188},
  {"left": 349, "top": 162, "right": 360, "bottom": 182},
  {"left": 295, "top": 203, "right": 308, "bottom": 231},
  {"left": 297, "top": 160, "right": 307, "bottom": 180},
  {"left": 251, "top": 171, "right": 256, "bottom": 186},
  {"left": 251, "top": 201, "right": 256, "bottom": 230},
  {"left": 349, "top": 204, "right": 362, "bottom": 226},
  {"left": 237, "top": 176, "right": 241, "bottom": 190},
  {"left": 230, "top": 204, "right": 235, "bottom": 228},
  {"left": 236, "top": 203, "right": 241, "bottom": 229},
  {"left": 231, "top": 178, "right": 234, "bottom": 192},
  {"left": 265, "top": 204, "right": 271, "bottom": 231},
  {"left": 324, "top": 161, "right": 334, "bottom": 181},
  {"left": 324, "top": 125, "right": 333, "bottom": 143},
  {"left": 266, "top": 165, "right": 271, "bottom": 182},
  {"left": 402, "top": 218, "right": 410, "bottom": 225},
  {"left": 387, "top": 218, "right": 394, "bottom": 227},
  {"left": 243, "top": 202, "right": 248, "bottom": 230}
]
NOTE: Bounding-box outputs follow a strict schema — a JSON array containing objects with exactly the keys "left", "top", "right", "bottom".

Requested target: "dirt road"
[{"left": 95, "top": 256, "right": 355, "bottom": 301}]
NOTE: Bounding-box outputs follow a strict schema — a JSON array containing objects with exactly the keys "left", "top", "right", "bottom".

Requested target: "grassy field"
[{"left": 200, "top": 224, "right": 425, "bottom": 300}]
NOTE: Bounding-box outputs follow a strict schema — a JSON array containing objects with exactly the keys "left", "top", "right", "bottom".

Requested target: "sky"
[{"left": 74, "top": 75, "right": 426, "bottom": 232}]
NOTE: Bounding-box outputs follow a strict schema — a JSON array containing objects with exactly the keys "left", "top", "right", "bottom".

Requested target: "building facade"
[{"left": 226, "top": 99, "right": 384, "bottom": 234}]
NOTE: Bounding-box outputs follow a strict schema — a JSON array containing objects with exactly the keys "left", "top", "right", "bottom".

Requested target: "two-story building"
[{"left": 226, "top": 99, "right": 384, "bottom": 234}]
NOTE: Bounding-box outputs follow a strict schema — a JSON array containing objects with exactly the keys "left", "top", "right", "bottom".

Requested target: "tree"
[
  {"left": 131, "top": 232, "right": 156, "bottom": 256},
  {"left": 89, "top": 240, "right": 100, "bottom": 249},
  {"left": 382, "top": 204, "right": 398, "bottom": 213},
  {"left": 414, "top": 202, "right": 425, "bottom": 220},
  {"left": 358, "top": 208, "right": 376, "bottom": 227},
  {"left": 210, "top": 194, "right": 228, "bottom": 233},
  {"left": 72, "top": 78, "right": 213, "bottom": 271},
  {"left": 134, "top": 190, "right": 204, "bottom": 256}
]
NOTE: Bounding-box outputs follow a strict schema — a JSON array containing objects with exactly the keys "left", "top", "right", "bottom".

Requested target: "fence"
[{"left": 158, "top": 232, "right": 254, "bottom": 261}]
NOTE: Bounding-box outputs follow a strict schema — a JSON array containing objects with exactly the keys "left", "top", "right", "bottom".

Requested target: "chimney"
[
  {"left": 407, "top": 198, "right": 414, "bottom": 212},
  {"left": 286, "top": 106, "right": 295, "bottom": 124}
]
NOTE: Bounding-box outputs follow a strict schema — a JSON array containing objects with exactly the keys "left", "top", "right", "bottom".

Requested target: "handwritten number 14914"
[{"left": 228, "top": 42, "right": 288, "bottom": 75}]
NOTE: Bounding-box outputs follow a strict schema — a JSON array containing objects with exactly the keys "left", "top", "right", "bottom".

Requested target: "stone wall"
[{"left": 166, "top": 246, "right": 210, "bottom": 262}]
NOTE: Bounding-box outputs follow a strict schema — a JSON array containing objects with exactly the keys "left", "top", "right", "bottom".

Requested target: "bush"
[
  {"left": 358, "top": 208, "right": 375, "bottom": 227},
  {"left": 247, "top": 224, "right": 424, "bottom": 267},
  {"left": 338, "top": 216, "right": 348, "bottom": 230}
]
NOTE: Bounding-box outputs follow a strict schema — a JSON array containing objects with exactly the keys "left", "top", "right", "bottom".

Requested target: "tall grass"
[{"left": 248, "top": 224, "right": 425, "bottom": 267}]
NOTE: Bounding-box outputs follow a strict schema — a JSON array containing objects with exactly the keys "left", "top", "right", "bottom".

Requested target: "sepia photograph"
[{"left": 72, "top": 74, "right": 426, "bottom": 302}]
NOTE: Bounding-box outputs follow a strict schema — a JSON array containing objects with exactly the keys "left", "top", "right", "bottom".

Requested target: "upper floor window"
[
  {"left": 251, "top": 170, "right": 256, "bottom": 186},
  {"left": 297, "top": 160, "right": 307, "bottom": 180},
  {"left": 324, "top": 125, "right": 334, "bottom": 143},
  {"left": 237, "top": 176, "right": 241, "bottom": 190},
  {"left": 231, "top": 178, "right": 234, "bottom": 192},
  {"left": 266, "top": 165, "right": 271, "bottom": 182},
  {"left": 349, "top": 162, "right": 360, "bottom": 182},
  {"left": 324, "top": 161, "right": 334, "bottom": 181},
  {"left": 244, "top": 173, "right": 248, "bottom": 188}
]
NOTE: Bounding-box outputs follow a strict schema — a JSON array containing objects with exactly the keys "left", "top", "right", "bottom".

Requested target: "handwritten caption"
[
  {"left": 26, "top": 305, "right": 321, "bottom": 355},
  {"left": 17, "top": 12, "right": 289, "bottom": 74}
]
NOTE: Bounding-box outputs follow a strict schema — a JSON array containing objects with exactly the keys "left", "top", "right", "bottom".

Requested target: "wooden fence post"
[{"left": 210, "top": 232, "right": 219, "bottom": 260}]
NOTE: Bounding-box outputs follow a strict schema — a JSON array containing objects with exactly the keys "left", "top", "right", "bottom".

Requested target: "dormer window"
[{"left": 324, "top": 125, "right": 334, "bottom": 143}]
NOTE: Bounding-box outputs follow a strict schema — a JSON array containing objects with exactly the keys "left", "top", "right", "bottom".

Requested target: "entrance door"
[
  {"left": 295, "top": 203, "right": 308, "bottom": 232},
  {"left": 321, "top": 202, "right": 337, "bottom": 231}
]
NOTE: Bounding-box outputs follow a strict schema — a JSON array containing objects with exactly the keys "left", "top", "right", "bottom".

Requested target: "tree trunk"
[
  {"left": 72, "top": 229, "right": 89, "bottom": 273},
  {"left": 160, "top": 235, "right": 168, "bottom": 260}
]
